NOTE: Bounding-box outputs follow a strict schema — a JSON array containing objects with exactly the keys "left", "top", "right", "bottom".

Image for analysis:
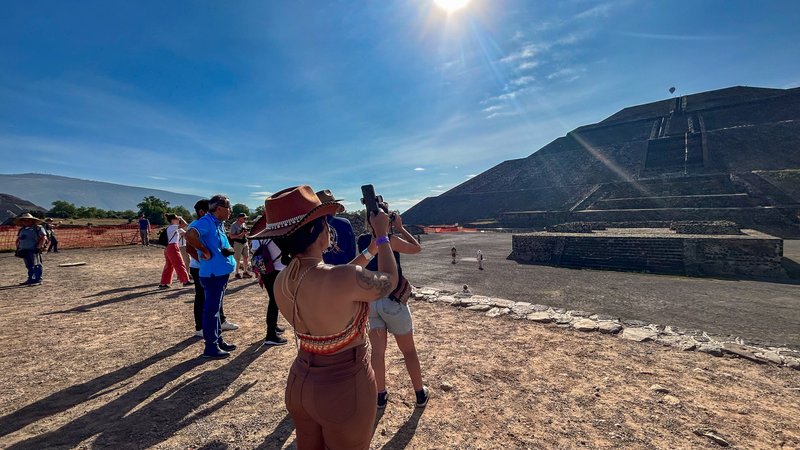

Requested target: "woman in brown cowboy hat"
[
  {"left": 251, "top": 185, "right": 397, "bottom": 450},
  {"left": 14, "top": 213, "right": 48, "bottom": 285}
]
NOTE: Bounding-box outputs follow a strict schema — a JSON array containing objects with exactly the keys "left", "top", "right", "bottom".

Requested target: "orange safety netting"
[{"left": 0, "top": 225, "right": 155, "bottom": 251}]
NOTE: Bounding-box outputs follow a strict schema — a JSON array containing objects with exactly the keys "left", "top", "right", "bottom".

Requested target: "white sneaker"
[
  {"left": 193, "top": 329, "right": 203, "bottom": 338},
  {"left": 221, "top": 321, "right": 239, "bottom": 331}
]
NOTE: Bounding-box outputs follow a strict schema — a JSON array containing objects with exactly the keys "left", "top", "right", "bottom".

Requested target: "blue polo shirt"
[{"left": 189, "top": 214, "right": 236, "bottom": 278}]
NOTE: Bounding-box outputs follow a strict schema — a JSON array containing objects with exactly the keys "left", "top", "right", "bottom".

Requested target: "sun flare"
[{"left": 434, "top": 0, "right": 471, "bottom": 13}]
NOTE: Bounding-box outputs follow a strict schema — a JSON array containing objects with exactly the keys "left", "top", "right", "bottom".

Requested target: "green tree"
[
  {"left": 137, "top": 196, "right": 171, "bottom": 225},
  {"left": 232, "top": 203, "right": 250, "bottom": 217},
  {"left": 50, "top": 200, "right": 77, "bottom": 218},
  {"left": 121, "top": 210, "right": 137, "bottom": 220},
  {"left": 253, "top": 205, "right": 265, "bottom": 219}
]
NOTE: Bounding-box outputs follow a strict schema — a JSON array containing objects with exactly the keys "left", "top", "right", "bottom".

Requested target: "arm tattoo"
[{"left": 356, "top": 269, "right": 392, "bottom": 298}]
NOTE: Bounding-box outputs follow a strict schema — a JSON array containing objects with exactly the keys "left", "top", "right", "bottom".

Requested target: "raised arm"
[
  {"left": 390, "top": 214, "right": 421, "bottom": 254},
  {"left": 335, "top": 211, "right": 398, "bottom": 302}
]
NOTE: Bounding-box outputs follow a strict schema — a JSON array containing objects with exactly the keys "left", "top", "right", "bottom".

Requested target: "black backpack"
[{"left": 157, "top": 228, "right": 170, "bottom": 246}]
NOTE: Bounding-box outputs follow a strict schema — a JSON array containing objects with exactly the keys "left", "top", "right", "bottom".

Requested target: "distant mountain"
[
  {"left": 0, "top": 174, "right": 203, "bottom": 212},
  {"left": 0, "top": 193, "right": 47, "bottom": 225}
]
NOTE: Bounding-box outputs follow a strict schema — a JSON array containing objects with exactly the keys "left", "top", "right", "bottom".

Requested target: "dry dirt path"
[
  {"left": 401, "top": 233, "right": 800, "bottom": 350},
  {"left": 0, "top": 246, "right": 798, "bottom": 449}
]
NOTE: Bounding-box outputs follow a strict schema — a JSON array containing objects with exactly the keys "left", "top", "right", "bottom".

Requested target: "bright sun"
[{"left": 434, "top": 0, "right": 471, "bottom": 13}]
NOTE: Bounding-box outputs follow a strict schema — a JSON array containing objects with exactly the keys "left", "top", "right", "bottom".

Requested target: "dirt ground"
[{"left": 0, "top": 245, "right": 798, "bottom": 449}]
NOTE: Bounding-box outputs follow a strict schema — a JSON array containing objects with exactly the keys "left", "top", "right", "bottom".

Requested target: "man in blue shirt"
[
  {"left": 185, "top": 194, "right": 238, "bottom": 359},
  {"left": 138, "top": 214, "right": 151, "bottom": 246},
  {"left": 317, "top": 189, "right": 356, "bottom": 265}
]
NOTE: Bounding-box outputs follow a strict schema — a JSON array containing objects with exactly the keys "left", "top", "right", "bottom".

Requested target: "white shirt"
[
  {"left": 266, "top": 239, "right": 285, "bottom": 271},
  {"left": 166, "top": 224, "right": 182, "bottom": 245}
]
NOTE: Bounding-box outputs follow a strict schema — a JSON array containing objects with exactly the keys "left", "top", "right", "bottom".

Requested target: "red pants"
[
  {"left": 161, "top": 243, "right": 190, "bottom": 285},
  {"left": 286, "top": 343, "right": 377, "bottom": 450}
]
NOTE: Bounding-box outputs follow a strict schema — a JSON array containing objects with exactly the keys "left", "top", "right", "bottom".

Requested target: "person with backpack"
[
  {"left": 251, "top": 237, "right": 288, "bottom": 346},
  {"left": 14, "top": 213, "right": 48, "bottom": 286},
  {"left": 158, "top": 214, "right": 192, "bottom": 289}
]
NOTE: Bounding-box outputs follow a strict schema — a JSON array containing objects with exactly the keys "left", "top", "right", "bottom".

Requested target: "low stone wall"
[
  {"left": 500, "top": 206, "right": 800, "bottom": 237},
  {"left": 670, "top": 220, "right": 741, "bottom": 235},
  {"left": 509, "top": 229, "right": 785, "bottom": 279},
  {"left": 412, "top": 287, "right": 800, "bottom": 369}
]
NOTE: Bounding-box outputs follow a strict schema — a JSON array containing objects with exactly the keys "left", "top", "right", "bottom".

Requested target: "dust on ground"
[{"left": 0, "top": 246, "right": 798, "bottom": 449}]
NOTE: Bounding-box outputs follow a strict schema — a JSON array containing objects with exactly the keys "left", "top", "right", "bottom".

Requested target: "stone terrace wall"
[{"left": 509, "top": 231, "right": 785, "bottom": 279}]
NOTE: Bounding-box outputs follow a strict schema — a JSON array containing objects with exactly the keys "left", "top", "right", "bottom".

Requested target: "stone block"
[
  {"left": 486, "top": 307, "right": 510, "bottom": 318},
  {"left": 573, "top": 319, "right": 598, "bottom": 332},
  {"left": 526, "top": 312, "right": 553, "bottom": 323},
  {"left": 621, "top": 328, "right": 658, "bottom": 342}
]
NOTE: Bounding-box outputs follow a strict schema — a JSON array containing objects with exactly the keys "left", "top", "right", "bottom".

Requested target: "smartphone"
[{"left": 361, "top": 184, "right": 379, "bottom": 215}]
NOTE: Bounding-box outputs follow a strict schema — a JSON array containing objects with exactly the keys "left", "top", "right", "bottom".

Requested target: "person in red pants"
[{"left": 159, "top": 214, "right": 192, "bottom": 288}]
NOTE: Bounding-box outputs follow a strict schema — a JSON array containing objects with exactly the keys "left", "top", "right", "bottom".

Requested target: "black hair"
[
  {"left": 208, "top": 194, "right": 229, "bottom": 212},
  {"left": 273, "top": 216, "right": 328, "bottom": 266},
  {"left": 194, "top": 199, "right": 209, "bottom": 215}
]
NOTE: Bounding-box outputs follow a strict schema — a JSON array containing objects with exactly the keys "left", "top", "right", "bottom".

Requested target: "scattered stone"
[
  {"left": 491, "top": 298, "right": 516, "bottom": 308},
  {"left": 573, "top": 319, "right": 598, "bottom": 332},
  {"left": 568, "top": 310, "right": 591, "bottom": 318},
  {"left": 656, "top": 335, "right": 689, "bottom": 347},
  {"left": 553, "top": 308, "right": 566, "bottom": 314},
  {"left": 693, "top": 428, "right": 730, "bottom": 447},
  {"left": 650, "top": 384, "right": 670, "bottom": 394},
  {"left": 722, "top": 343, "right": 764, "bottom": 364},
  {"left": 486, "top": 307, "right": 510, "bottom": 318},
  {"left": 621, "top": 328, "right": 658, "bottom": 342},
  {"left": 466, "top": 304, "right": 492, "bottom": 312},
  {"left": 680, "top": 342, "right": 698, "bottom": 352},
  {"left": 526, "top": 312, "right": 553, "bottom": 323},
  {"left": 697, "top": 344, "right": 723, "bottom": 357},
  {"left": 511, "top": 302, "right": 535, "bottom": 316},
  {"left": 554, "top": 315, "right": 573, "bottom": 325},
  {"left": 452, "top": 297, "right": 478, "bottom": 307},
  {"left": 597, "top": 321, "right": 622, "bottom": 334},
  {"left": 622, "top": 319, "right": 648, "bottom": 327},
  {"left": 417, "top": 288, "right": 437, "bottom": 297},
  {"left": 437, "top": 295, "right": 457, "bottom": 305},
  {"left": 440, "top": 382, "right": 453, "bottom": 392},
  {"left": 693, "top": 335, "right": 711, "bottom": 343},
  {"left": 530, "top": 304, "right": 550, "bottom": 312},
  {"left": 755, "top": 351, "right": 783, "bottom": 365},
  {"left": 784, "top": 357, "right": 800, "bottom": 370},
  {"left": 662, "top": 395, "right": 681, "bottom": 406},
  {"left": 777, "top": 349, "right": 800, "bottom": 359}
]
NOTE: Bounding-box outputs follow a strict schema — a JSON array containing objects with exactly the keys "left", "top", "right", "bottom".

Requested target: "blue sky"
[{"left": 1, "top": 0, "right": 799, "bottom": 212}]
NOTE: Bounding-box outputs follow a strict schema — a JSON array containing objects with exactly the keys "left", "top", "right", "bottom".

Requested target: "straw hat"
[
  {"left": 13, "top": 213, "right": 43, "bottom": 226},
  {"left": 315, "top": 190, "right": 346, "bottom": 214},
  {"left": 249, "top": 185, "right": 342, "bottom": 239}
]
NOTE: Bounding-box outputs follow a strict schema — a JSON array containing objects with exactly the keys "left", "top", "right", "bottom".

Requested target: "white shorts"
[{"left": 369, "top": 298, "right": 413, "bottom": 335}]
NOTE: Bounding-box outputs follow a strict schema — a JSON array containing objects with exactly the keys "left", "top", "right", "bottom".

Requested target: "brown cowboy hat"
[
  {"left": 315, "top": 189, "right": 345, "bottom": 214},
  {"left": 249, "top": 185, "right": 342, "bottom": 239},
  {"left": 13, "top": 213, "right": 43, "bottom": 225}
]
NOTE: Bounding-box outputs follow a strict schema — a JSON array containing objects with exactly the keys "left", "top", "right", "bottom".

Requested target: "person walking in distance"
[
  {"left": 43, "top": 218, "right": 59, "bottom": 253},
  {"left": 451, "top": 246, "right": 457, "bottom": 264},
  {"left": 138, "top": 214, "right": 151, "bottom": 246},
  {"left": 477, "top": 249, "right": 484, "bottom": 270},
  {"left": 14, "top": 213, "right": 47, "bottom": 285},
  {"left": 184, "top": 194, "right": 238, "bottom": 359},
  {"left": 158, "top": 214, "right": 192, "bottom": 289},
  {"left": 229, "top": 212, "right": 252, "bottom": 279},
  {"left": 185, "top": 199, "right": 238, "bottom": 338}
]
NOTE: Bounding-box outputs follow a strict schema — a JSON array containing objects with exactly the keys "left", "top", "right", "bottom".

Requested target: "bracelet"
[
  {"left": 361, "top": 248, "right": 374, "bottom": 261},
  {"left": 376, "top": 235, "right": 390, "bottom": 246}
]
